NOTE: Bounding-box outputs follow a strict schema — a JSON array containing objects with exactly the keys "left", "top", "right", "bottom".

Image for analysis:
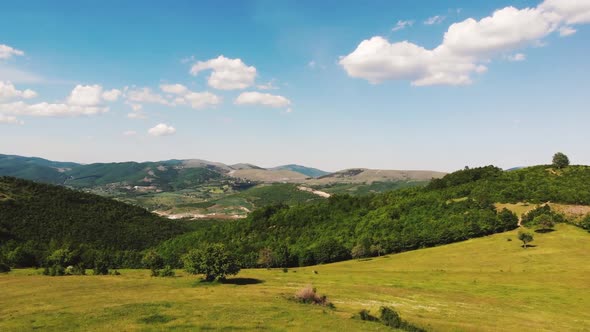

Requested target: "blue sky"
[{"left": 0, "top": 0, "right": 589, "bottom": 171}]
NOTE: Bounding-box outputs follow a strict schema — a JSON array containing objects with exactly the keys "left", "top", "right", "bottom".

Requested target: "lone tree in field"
[
  {"left": 552, "top": 152, "right": 570, "bottom": 169},
  {"left": 182, "top": 243, "right": 240, "bottom": 281},
  {"left": 517, "top": 231, "right": 534, "bottom": 248}
]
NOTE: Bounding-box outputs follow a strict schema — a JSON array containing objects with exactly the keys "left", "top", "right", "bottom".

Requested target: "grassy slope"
[{"left": 1, "top": 224, "right": 588, "bottom": 331}]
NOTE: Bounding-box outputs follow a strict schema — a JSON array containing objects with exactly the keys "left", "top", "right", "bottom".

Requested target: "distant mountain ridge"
[{"left": 0, "top": 154, "right": 445, "bottom": 187}]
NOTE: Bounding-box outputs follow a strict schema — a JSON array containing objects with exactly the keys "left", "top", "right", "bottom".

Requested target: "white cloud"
[
  {"left": 183, "top": 91, "right": 222, "bottom": 109},
  {"left": 148, "top": 123, "right": 176, "bottom": 136},
  {"left": 0, "top": 81, "right": 37, "bottom": 101},
  {"left": 234, "top": 91, "right": 291, "bottom": 108},
  {"left": 123, "top": 130, "right": 137, "bottom": 136},
  {"left": 339, "top": 1, "right": 590, "bottom": 86},
  {"left": 507, "top": 53, "right": 526, "bottom": 61},
  {"left": 424, "top": 15, "right": 446, "bottom": 25},
  {"left": 540, "top": 0, "right": 590, "bottom": 24},
  {"left": 158, "top": 83, "right": 221, "bottom": 109},
  {"left": 160, "top": 83, "right": 189, "bottom": 95},
  {"left": 0, "top": 101, "right": 108, "bottom": 117},
  {"left": 0, "top": 44, "right": 24, "bottom": 60},
  {"left": 392, "top": 20, "right": 414, "bottom": 32},
  {"left": 126, "top": 87, "right": 170, "bottom": 105},
  {"left": 102, "top": 89, "right": 122, "bottom": 102},
  {"left": 190, "top": 55, "right": 257, "bottom": 90},
  {"left": 68, "top": 84, "right": 103, "bottom": 106},
  {"left": 559, "top": 26, "right": 577, "bottom": 36},
  {"left": 0, "top": 114, "right": 23, "bottom": 125}
]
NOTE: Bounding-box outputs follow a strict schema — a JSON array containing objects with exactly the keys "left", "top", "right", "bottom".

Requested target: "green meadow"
[{"left": 1, "top": 224, "right": 588, "bottom": 331}]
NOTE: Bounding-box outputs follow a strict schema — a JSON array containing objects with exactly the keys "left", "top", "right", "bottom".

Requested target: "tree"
[
  {"left": 182, "top": 243, "right": 240, "bottom": 281},
  {"left": 369, "top": 244, "right": 385, "bottom": 257},
  {"left": 552, "top": 152, "right": 570, "bottom": 169},
  {"left": 533, "top": 214, "right": 554, "bottom": 232},
  {"left": 351, "top": 244, "right": 367, "bottom": 259},
  {"left": 257, "top": 247, "right": 273, "bottom": 268},
  {"left": 517, "top": 231, "right": 534, "bottom": 248},
  {"left": 142, "top": 250, "right": 164, "bottom": 276}
]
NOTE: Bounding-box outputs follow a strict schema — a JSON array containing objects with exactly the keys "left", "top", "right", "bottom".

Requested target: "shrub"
[
  {"left": 158, "top": 265, "right": 175, "bottom": 277},
  {"left": 380, "top": 306, "right": 403, "bottom": 328},
  {"left": 182, "top": 243, "right": 240, "bottom": 281},
  {"left": 142, "top": 250, "right": 164, "bottom": 277},
  {"left": 358, "top": 309, "right": 379, "bottom": 321},
  {"left": 65, "top": 264, "right": 86, "bottom": 275},
  {"left": 93, "top": 252, "right": 110, "bottom": 275},
  {"left": 294, "top": 285, "right": 333, "bottom": 307},
  {"left": 379, "top": 306, "right": 426, "bottom": 332}
]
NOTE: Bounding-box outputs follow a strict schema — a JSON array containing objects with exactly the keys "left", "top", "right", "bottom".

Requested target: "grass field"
[{"left": 1, "top": 224, "right": 589, "bottom": 331}]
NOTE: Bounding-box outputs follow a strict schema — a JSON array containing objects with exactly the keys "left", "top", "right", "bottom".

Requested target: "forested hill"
[
  {"left": 0, "top": 176, "right": 188, "bottom": 251},
  {"left": 157, "top": 164, "right": 590, "bottom": 268}
]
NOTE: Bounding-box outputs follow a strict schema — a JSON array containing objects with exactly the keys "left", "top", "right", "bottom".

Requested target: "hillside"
[
  {"left": 1, "top": 224, "right": 588, "bottom": 331},
  {"left": 156, "top": 164, "right": 590, "bottom": 268},
  {"left": 0, "top": 176, "right": 189, "bottom": 254}
]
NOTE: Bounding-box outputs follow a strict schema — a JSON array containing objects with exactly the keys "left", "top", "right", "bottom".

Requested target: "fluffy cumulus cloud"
[
  {"left": 148, "top": 123, "right": 176, "bottom": 136},
  {"left": 160, "top": 83, "right": 189, "bottom": 95},
  {"left": 67, "top": 84, "right": 103, "bottom": 106},
  {"left": 0, "top": 84, "right": 113, "bottom": 118},
  {"left": 0, "top": 44, "right": 24, "bottom": 60},
  {"left": 190, "top": 55, "right": 257, "bottom": 90},
  {"left": 157, "top": 83, "right": 221, "bottom": 109},
  {"left": 339, "top": 0, "right": 590, "bottom": 86},
  {"left": 0, "top": 81, "right": 37, "bottom": 101},
  {"left": 102, "top": 89, "right": 122, "bottom": 101},
  {"left": 183, "top": 91, "right": 222, "bottom": 109},
  {"left": 540, "top": 0, "right": 590, "bottom": 24},
  {"left": 234, "top": 91, "right": 291, "bottom": 108},
  {"left": 126, "top": 87, "right": 170, "bottom": 105}
]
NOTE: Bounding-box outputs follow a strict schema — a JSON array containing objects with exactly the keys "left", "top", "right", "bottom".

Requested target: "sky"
[{"left": 0, "top": 0, "right": 589, "bottom": 172}]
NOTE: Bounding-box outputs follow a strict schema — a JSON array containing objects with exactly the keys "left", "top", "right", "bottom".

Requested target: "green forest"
[{"left": 2, "top": 162, "right": 590, "bottom": 272}]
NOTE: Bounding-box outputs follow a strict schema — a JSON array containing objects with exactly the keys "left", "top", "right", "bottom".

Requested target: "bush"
[
  {"left": 158, "top": 265, "right": 175, "bottom": 277},
  {"left": 358, "top": 309, "right": 379, "bottom": 321},
  {"left": 65, "top": 264, "right": 86, "bottom": 275},
  {"left": 294, "top": 285, "right": 333, "bottom": 307},
  {"left": 182, "top": 243, "right": 240, "bottom": 281},
  {"left": 379, "top": 306, "right": 425, "bottom": 332},
  {"left": 142, "top": 250, "right": 164, "bottom": 277},
  {"left": 92, "top": 252, "right": 110, "bottom": 275},
  {"left": 380, "top": 306, "right": 403, "bottom": 328}
]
